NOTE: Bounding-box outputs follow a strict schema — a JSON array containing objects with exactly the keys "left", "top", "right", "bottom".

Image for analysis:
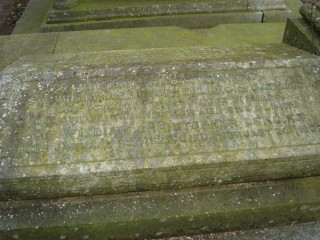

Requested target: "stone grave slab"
[
  {"left": 47, "top": 0, "right": 286, "bottom": 24},
  {"left": 40, "top": 0, "right": 288, "bottom": 31},
  {"left": 0, "top": 44, "right": 320, "bottom": 200}
]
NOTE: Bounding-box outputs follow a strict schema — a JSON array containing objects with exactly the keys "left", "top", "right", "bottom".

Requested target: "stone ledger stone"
[{"left": 0, "top": 44, "right": 319, "bottom": 200}]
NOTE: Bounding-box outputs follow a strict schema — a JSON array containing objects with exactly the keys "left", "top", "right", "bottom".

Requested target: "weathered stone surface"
[
  {"left": 47, "top": 0, "right": 249, "bottom": 24},
  {"left": 0, "top": 177, "right": 320, "bottom": 239},
  {"left": 46, "top": 0, "right": 286, "bottom": 24},
  {"left": 283, "top": 17, "right": 320, "bottom": 55},
  {"left": 248, "top": 0, "right": 286, "bottom": 10},
  {"left": 0, "top": 44, "right": 320, "bottom": 200}
]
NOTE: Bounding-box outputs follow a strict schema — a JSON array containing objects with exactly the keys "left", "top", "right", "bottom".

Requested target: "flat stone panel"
[
  {"left": 0, "top": 32, "right": 58, "bottom": 71},
  {"left": 55, "top": 27, "right": 215, "bottom": 53},
  {"left": 54, "top": 24, "right": 285, "bottom": 54},
  {"left": 198, "top": 23, "right": 286, "bottom": 45},
  {"left": 1, "top": 177, "right": 320, "bottom": 239},
  {"left": 0, "top": 44, "right": 320, "bottom": 200}
]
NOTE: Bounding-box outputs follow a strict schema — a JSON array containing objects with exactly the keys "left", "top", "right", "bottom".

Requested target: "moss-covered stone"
[
  {"left": 40, "top": 0, "right": 291, "bottom": 32},
  {"left": 263, "top": 9, "right": 293, "bottom": 22},
  {"left": 283, "top": 17, "right": 320, "bottom": 55},
  {"left": 0, "top": 32, "right": 58, "bottom": 71},
  {"left": 41, "top": 11, "right": 264, "bottom": 32},
  {"left": 54, "top": 24, "right": 286, "bottom": 53},
  {"left": 198, "top": 23, "right": 286, "bottom": 46}
]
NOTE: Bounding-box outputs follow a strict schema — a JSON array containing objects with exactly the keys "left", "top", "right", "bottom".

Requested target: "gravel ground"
[{"left": 0, "top": 0, "right": 29, "bottom": 35}]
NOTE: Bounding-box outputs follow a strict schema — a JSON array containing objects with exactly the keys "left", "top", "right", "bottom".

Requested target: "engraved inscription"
[{"left": 6, "top": 68, "right": 320, "bottom": 169}]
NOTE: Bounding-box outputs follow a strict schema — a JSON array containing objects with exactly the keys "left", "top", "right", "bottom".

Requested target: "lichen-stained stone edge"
[{"left": 0, "top": 177, "right": 320, "bottom": 239}]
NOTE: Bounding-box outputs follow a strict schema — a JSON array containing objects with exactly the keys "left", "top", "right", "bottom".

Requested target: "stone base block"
[
  {"left": 1, "top": 177, "right": 320, "bottom": 239},
  {"left": 283, "top": 17, "right": 320, "bottom": 55}
]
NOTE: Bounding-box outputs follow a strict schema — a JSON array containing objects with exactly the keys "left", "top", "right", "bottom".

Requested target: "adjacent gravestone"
[
  {"left": 283, "top": 2, "right": 320, "bottom": 55},
  {"left": 41, "top": 0, "right": 290, "bottom": 32}
]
